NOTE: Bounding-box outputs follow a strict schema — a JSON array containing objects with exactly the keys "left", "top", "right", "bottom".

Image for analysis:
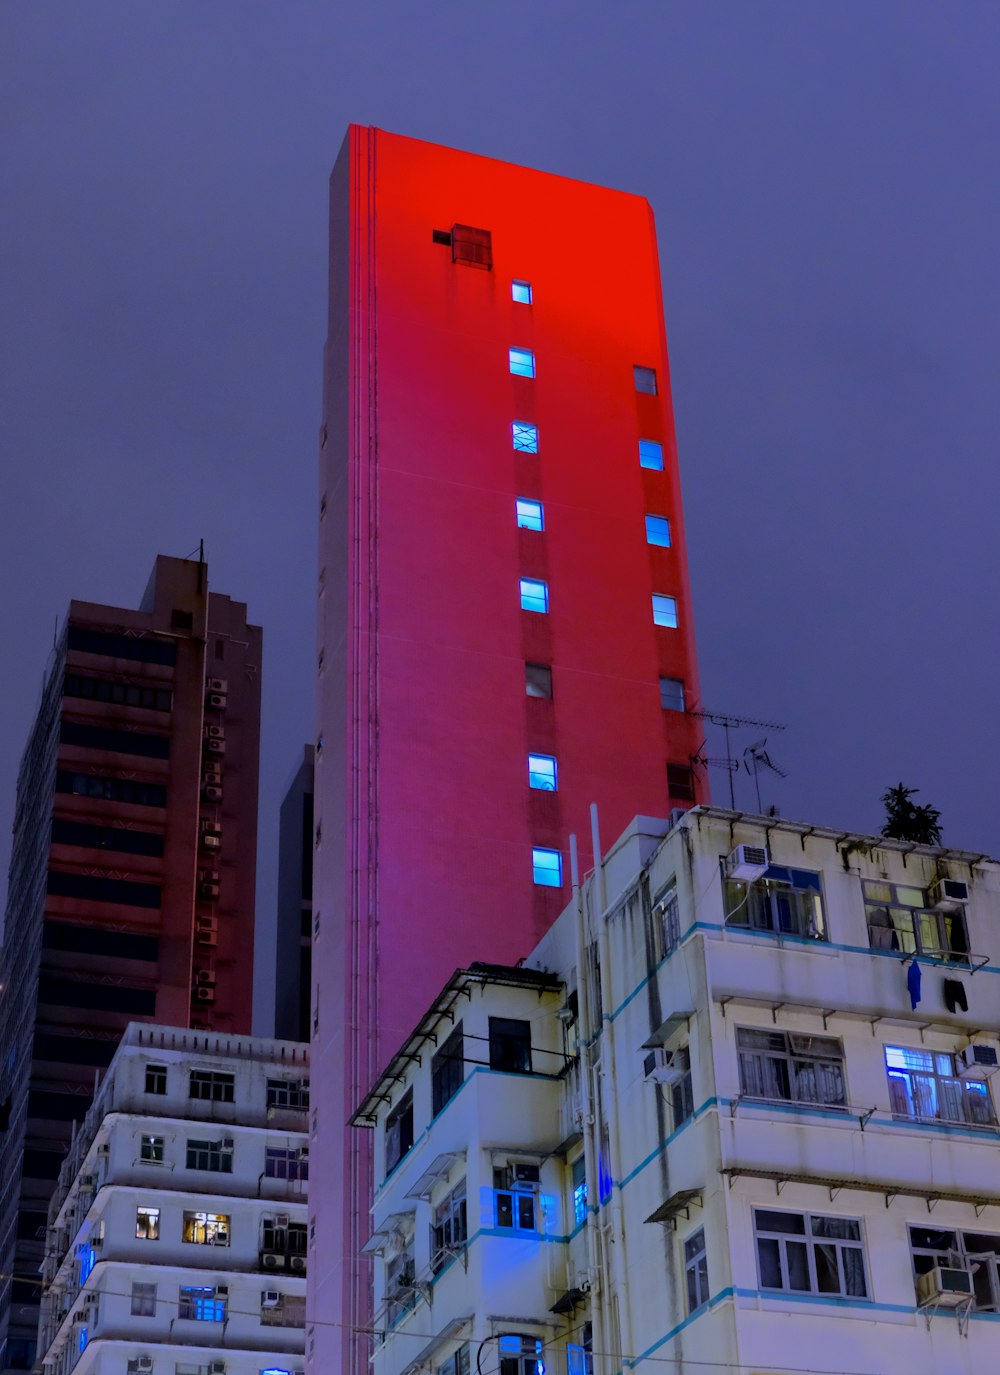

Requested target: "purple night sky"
[{"left": 2, "top": 3, "right": 998, "bottom": 1028}]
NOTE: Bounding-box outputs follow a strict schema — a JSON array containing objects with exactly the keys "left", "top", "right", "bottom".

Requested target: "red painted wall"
[{"left": 313, "top": 126, "right": 705, "bottom": 1374}]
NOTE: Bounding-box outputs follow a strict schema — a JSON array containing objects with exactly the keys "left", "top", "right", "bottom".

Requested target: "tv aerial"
[
  {"left": 744, "top": 738, "right": 789, "bottom": 813},
  {"left": 687, "top": 709, "right": 787, "bottom": 809}
]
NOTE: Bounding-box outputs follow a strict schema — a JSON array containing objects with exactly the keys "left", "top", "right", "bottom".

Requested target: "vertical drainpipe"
[
  {"left": 571, "top": 835, "right": 606, "bottom": 1375},
  {"left": 590, "top": 805, "right": 635, "bottom": 1375}
]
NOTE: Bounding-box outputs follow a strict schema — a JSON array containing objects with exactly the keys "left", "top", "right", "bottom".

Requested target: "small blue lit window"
[
  {"left": 512, "top": 422, "right": 539, "bottom": 453},
  {"left": 528, "top": 754, "right": 557, "bottom": 791},
  {"left": 520, "top": 579, "right": 549, "bottom": 614},
  {"left": 516, "top": 499, "right": 544, "bottom": 532},
  {"left": 652, "top": 595, "right": 678, "bottom": 628},
  {"left": 261, "top": 1369, "right": 292, "bottom": 1375},
  {"left": 509, "top": 347, "right": 536, "bottom": 378},
  {"left": 78, "top": 1326, "right": 88, "bottom": 1354},
  {"left": 639, "top": 439, "right": 664, "bottom": 470},
  {"left": 512, "top": 280, "right": 533, "bottom": 304},
  {"left": 645, "top": 514, "right": 671, "bottom": 547},
  {"left": 532, "top": 847, "right": 562, "bottom": 887}
]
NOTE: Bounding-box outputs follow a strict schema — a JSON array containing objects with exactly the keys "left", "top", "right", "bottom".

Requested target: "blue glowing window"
[
  {"left": 179, "top": 1285, "right": 226, "bottom": 1322},
  {"left": 528, "top": 754, "right": 557, "bottom": 791},
  {"left": 652, "top": 594, "right": 678, "bottom": 628},
  {"left": 520, "top": 579, "right": 549, "bottom": 614},
  {"left": 639, "top": 439, "right": 664, "bottom": 470},
  {"left": 532, "top": 847, "right": 562, "bottom": 888},
  {"left": 509, "top": 347, "right": 536, "bottom": 378},
  {"left": 78, "top": 1246, "right": 96, "bottom": 1283},
  {"left": 512, "top": 422, "right": 539, "bottom": 453},
  {"left": 516, "top": 499, "right": 544, "bottom": 532},
  {"left": 512, "top": 280, "right": 533, "bottom": 304},
  {"left": 645, "top": 514, "right": 671, "bottom": 547}
]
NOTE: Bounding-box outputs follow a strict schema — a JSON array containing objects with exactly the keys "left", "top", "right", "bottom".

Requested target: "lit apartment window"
[
  {"left": 189, "top": 1070, "right": 235, "bottom": 1103},
  {"left": 659, "top": 677, "right": 685, "bottom": 712},
  {"left": 512, "top": 422, "right": 539, "bottom": 453},
  {"left": 723, "top": 864, "right": 827, "bottom": 941},
  {"left": 645, "top": 514, "right": 671, "bottom": 547},
  {"left": 135, "top": 1206, "right": 160, "bottom": 1240},
  {"left": 572, "top": 1155, "right": 588, "bottom": 1226},
  {"left": 885, "top": 1045, "right": 997, "bottom": 1129},
  {"left": 493, "top": 1163, "right": 539, "bottom": 1230},
  {"left": 183, "top": 1210, "right": 231, "bottom": 1245},
  {"left": 140, "top": 1134, "right": 165, "bottom": 1163},
  {"left": 753, "top": 1209, "right": 867, "bottom": 1298},
  {"left": 910, "top": 1227, "right": 1000, "bottom": 1309},
  {"left": 863, "top": 879, "right": 969, "bottom": 960},
  {"left": 130, "top": 1282, "right": 156, "bottom": 1316},
  {"left": 528, "top": 753, "right": 557, "bottom": 791},
  {"left": 499, "top": 1336, "right": 544, "bottom": 1375},
  {"left": 520, "top": 578, "right": 549, "bottom": 613},
  {"left": 652, "top": 594, "right": 678, "bottom": 628},
  {"left": 509, "top": 347, "right": 536, "bottom": 378},
  {"left": 186, "top": 1138, "right": 234, "bottom": 1172},
  {"left": 385, "top": 1089, "right": 414, "bottom": 1176},
  {"left": 566, "top": 1337, "right": 594, "bottom": 1375},
  {"left": 525, "top": 662, "right": 552, "bottom": 699},
  {"left": 511, "top": 280, "right": 532, "bottom": 304},
  {"left": 145, "top": 1064, "right": 167, "bottom": 1095},
  {"left": 639, "top": 439, "right": 664, "bottom": 470},
  {"left": 634, "top": 364, "right": 658, "bottom": 394},
  {"left": 532, "top": 846, "right": 562, "bottom": 887},
  {"left": 737, "top": 1028, "right": 846, "bottom": 1108},
  {"left": 431, "top": 1023, "right": 464, "bottom": 1117},
  {"left": 489, "top": 1017, "right": 532, "bottom": 1073},
  {"left": 178, "top": 1285, "right": 227, "bottom": 1322},
  {"left": 431, "top": 1178, "right": 468, "bottom": 1273},
  {"left": 684, "top": 1228, "right": 709, "bottom": 1312},
  {"left": 516, "top": 498, "right": 544, "bottom": 532}
]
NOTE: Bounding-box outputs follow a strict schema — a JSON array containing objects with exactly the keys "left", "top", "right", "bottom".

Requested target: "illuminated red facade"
[{"left": 312, "top": 126, "right": 705, "bottom": 1372}]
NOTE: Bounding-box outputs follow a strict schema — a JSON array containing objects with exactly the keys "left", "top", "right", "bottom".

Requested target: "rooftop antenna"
[
  {"left": 689, "top": 742, "right": 740, "bottom": 795},
  {"left": 688, "top": 709, "right": 786, "bottom": 809},
  {"left": 744, "top": 738, "right": 789, "bottom": 813}
]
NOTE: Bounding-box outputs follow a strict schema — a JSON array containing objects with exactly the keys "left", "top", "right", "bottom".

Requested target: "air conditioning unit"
[
  {"left": 199, "top": 881, "right": 221, "bottom": 899},
  {"left": 958, "top": 1044, "right": 998, "bottom": 1077},
  {"left": 195, "top": 986, "right": 215, "bottom": 1003},
  {"left": 202, "top": 786, "right": 223, "bottom": 804},
  {"left": 198, "top": 868, "right": 220, "bottom": 883},
  {"left": 215, "top": 1286, "right": 229, "bottom": 1297},
  {"left": 290, "top": 1255, "right": 307, "bottom": 1272},
  {"left": 643, "top": 1047, "right": 686, "bottom": 1086},
  {"left": 206, "top": 678, "right": 228, "bottom": 694},
  {"left": 90, "top": 1234, "right": 102, "bottom": 1249},
  {"left": 202, "top": 833, "right": 222, "bottom": 849},
  {"left": 262, "top": 1251, "right": 282, "bottom": 1269},
  {"left": 207, "top": 693, "right": 228, "bottom": 710},
  {"left": 274, "top": 1213, "right": 290, "bottom": 1226},
  {"left": 203, "top": 770, "right": 223, "bottom": 786},
  {"left": 917, "top": 1265, "right": 973, "bottom": 1306},
  {"left": 203, "top": 725, "right": 225, "bottom": 740},
  {"left": 196, "top": 931, "right": 218, "bottom": 949},
  {"left": 726, "top": 844, "right": 769, "bottom": 881},
  {"left": 261, "top": 1289, "right": 281, "bottom": 1308},
  {"left": 196, "top": 968, "right": 216, "bottom": 985},
  {"left": 135, "top": 1359, "right": 153, "bottom": 1374},
  {"left": 204, "top": 739, "right": 226, "bottom": 756},
  {"left": 79, "top": 1174, "right": 96, "bottom": 1188},
  {"left": 213, "top": 1230, "right": 229, "bottom": 1245},
  {"left": 209, "top": 1362, "right": 226, "bottom": 1375},
  {"left": 201, "top": 820, "right": 222, "bottom": 836},
  {"left": 512, "top": 1163, "right": 540, "bottom": 1184},
  {"left": 97, "top": 1142, "right": 109, "bottom": 1156},
  {"left": 930, "top": 877, "right": 970, "bottom": 910}
]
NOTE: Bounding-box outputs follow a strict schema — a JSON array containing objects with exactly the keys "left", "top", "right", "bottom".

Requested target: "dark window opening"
[
  {"left": 67, "top": 626, "right": 176, "bottom": 666},
  {"left": 60, "top": 719, "right": 170, "bottom": 759},
  {"left": 55, "top": 769, "right": 166, "bottom": 808},
  {"left": 634, "top": 365, "right": 658, "bottom": 394},
  {"left": 451, "top": 224, "right": 492, "bottom": 269},
  {"left": 51, "top": 818, "right": 163, "bottom": 858},
  {"left": 170, "top": 609, "right": 194, "bottom": 631},
  {"left": 37, "top": 975, "right": 156, "bottom": 1015},
  {"left": 667, "top": 763, "right": 695, "bottom": 802},
  {"left": 63, "top": 673, "right": 172, "bottom": 712},
  {"left": 33, "top": 1033, "right": 118, "bottom": 1067},
  {"left": 432, "top": 229, "right": 452, "bottom": 246},
  {"left": 489, "top": 1017, "right": 532, "bottom": 1074},
  {"left": 385, "top": 1090, "right": 414, "bottom": 1176},
  {"left": 43, "top": 920, "right": 160, "bottom": 962},
  {"left": 525, "top": 663, "right": 553, "bottom": 699},
  {"left": 47, "top": 869, "right": 161, "bottom": 909},
  {"left": 432, "top": 1023, "right": 464, "bottom": 1117}
]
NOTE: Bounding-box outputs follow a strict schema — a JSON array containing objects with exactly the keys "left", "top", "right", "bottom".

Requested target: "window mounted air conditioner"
[
  {"left": 215, "top": 1286, "right": 229, "bottom": 1297},
  {"left": 200, "top": 820, "right": 222, "bottom": 836},
  {"left": 917, "top": 1265, "right": 973, "bottom": 1306},
  {"left": 203, "top": 725, "right": 225, "bottom": 740},
  {"left": 726, "top": 844, "right": 769, "bottom": 881},
  {"left": 290, "top": 1256, "right": 306, "bottom": 1272},
  {"left": 202, "top": 833, "right": 222, "bottom": 848},
  {"left": 274, "top": 1214, "right": 290, "bottom": 1226},
  {"left": 208, "top": 693, "right": 227, "bottom": 710},
  {"left": 196, "top": 968, "right": 216, "bottom": 984},
  {"left": 261, "top": 1289, "right": 281, "bottom": 1307},
  {"left": 643, "top": 1047, "right": 686, "bottom": 1085},
  {"left": 79, "top": 1174, "right": 96, "bottom": 1188},
  {"left": 202, "top": 786, "right": 223, "bottom": 803},
  {"left": 930, "top": 877, "right": 970, "bottom": 910},
  {"left": 209, "top": 1362, "right": 227, "bottom": 1375},
  {"left": 206, "top": 678, "right": 228, "bottom": 694},
  {"left": 222, "top": 1138, "right": 234, "bottom": 1150},
  {"left": 199, "top": 881, "right": 221, "bottom": 899},
  {"left": 195, "top": 986, "right": 215, "bottom": 1003},
  {"left": 213, "top": 1230, "right": 229, "bottom": 1245},
  {"left": 958, "top": 1044, "right": 998, "bottom": 1077},
  {"left": 205, "top": 739, "right": 226, "bottom": 756},
  {"left": 262, "top": 1252, "right": 282, "bottom": 1269},
  {"left": 203, "top": 770, "right": 222, "bottom": 787},
  {"left": 135, "top": 1359, "right": 153, "bottom": 1374}
]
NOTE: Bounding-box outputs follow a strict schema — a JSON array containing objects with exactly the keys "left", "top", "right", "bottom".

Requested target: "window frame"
[
  {"left": 638, "top": 439, "right": 664, "bottom": 470},
  {"left": 140, "top": 1134, "right": 165, "bottom": 1164},
  {"left": 144, "top": 1064, "right": 167, "bottom": 1095},
  {"left": 512, "top": 422, "right": 539, "bottom": 453},
  {"left": 519, "top": 578, "right": 549, "bottom": 614},
  {"left": 178, "top": 1285, "right": 227, "bottom": 1323},
  {"left": 431, "top": 1178, "right": 468, "bottom": 1273},
  {"left": 182, "top": 1210, "right": 231, "bottom": 1246},
  {"left": 130, "top": 1281, "right": 156, "bottom": 1317},
  {"left": 652, "top": 594, "right": 678, "bottom": 628},
  {"left": 684, "top": 1227, "right": 709, "bottom": 1313},
  {"left": 645, "top": 514, "right": 672, "bottom": 547},
  {"left": 634, "top": 365, "right": 658, "bottom": 394},
  {"left": 659, "top": 677, "right": 685, "bottom": 713},
  {"left": 525, "top": 662, "right": 552, "bottom": 699},
  {"left": 509, "top": 347, "right": 536, "bottom": 378},
  {"left": 489, "top": 1017, "right": 532, "bottom": 1074},
  {"left": 186, "top": 1138, "right": 234, "bottom": 1173},
  {"left": 885, "top": 1044, "right": 997, "bottom": 1130},
  {"left": 385, "top": 1089, "right": 414, "bottom": 1176},
  {"left": 189, "top": 1069, "right": 235, "bottom": 1103},
  {"left": 431, "top": 1023, "right": 464, "bottom": 1118},
  {"left": 511, "top": 280, "right": 532, "bottom": 304},
  {"left": 135, "top": 1206, "right": 160, "bottom": 1240},
  {"left": 863, "top": 879, "right": 970, "bottom": 962},
  {"left": 724, "top": 864, "right": 828, "bottom": 942},
  {"left": 516, "top": 498, "right": 544, "bottom": 532},
  {"left": 753, "top": 1208, "right": 868, "bottom": 1299},
  {"left": 737, "top": 1027, "right": 847, "bottom": 1111},
  {"left": 532, "top": 847, "right": 562, "bottom": 887},
  {"left": 527, "top": 753, "right": 558, "bottom": 791}
]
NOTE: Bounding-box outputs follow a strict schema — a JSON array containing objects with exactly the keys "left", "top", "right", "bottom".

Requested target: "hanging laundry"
[
  {"left": 943, "top": 978, "right": 968, "bottom": 1014},
  {"left": 906, "top": 959, "right": 922, "bottom": 1010}
]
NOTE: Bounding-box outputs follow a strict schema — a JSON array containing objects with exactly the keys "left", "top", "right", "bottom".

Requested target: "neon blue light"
[{"left": 639, "top": 439, "right": 664, "bottom": 470}]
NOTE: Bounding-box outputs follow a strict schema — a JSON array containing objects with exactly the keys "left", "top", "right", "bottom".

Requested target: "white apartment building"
[
  {"left": 353, "top": 805, "right": 1000, "bottom": 1375},
  {"left": 36, "top": 1025, "right": 310, "bottom": 1375}
]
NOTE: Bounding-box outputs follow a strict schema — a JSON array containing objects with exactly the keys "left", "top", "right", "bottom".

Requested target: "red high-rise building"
[{"left": 313, "top": 127, "right": 705, "bottom": 1372}]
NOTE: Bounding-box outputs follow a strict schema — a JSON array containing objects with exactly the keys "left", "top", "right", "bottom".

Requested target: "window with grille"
[{"left": 451, "top": 224, "right": 492, "bottom": 269}]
